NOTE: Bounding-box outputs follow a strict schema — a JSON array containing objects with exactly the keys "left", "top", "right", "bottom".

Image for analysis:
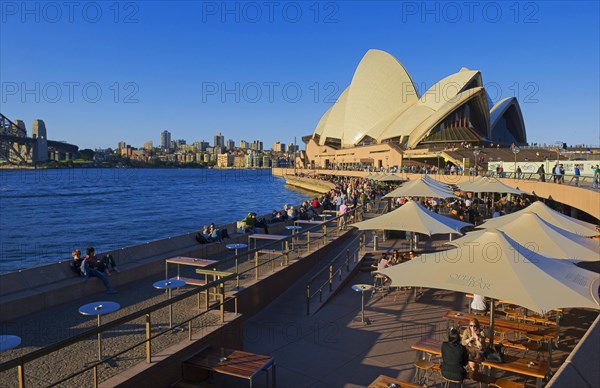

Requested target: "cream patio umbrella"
[
  {"left": 376, "top": 173, "right": 404, "bottom": 182},
  {"left": 481, "top": 201, "right": 599, "bottom": 237},
  {"left": 384, "top": 177, "right": 456, "bottom": 199},
  {"left": 379, "top": 229, "right": 600, "bottom": 345},
  {"left": 458, "top": 176, "right": 528, "bottom": 194},
  {"left": 351, "top": 201, "right": 472, "bottom": 236},
  {"left": 451, "top": 212, "right": 600, "bottom": 262}
]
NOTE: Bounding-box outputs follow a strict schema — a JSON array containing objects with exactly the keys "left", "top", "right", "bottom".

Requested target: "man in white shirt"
[{"left": 471, "top": 294, "right": 487, "bottom": 315}]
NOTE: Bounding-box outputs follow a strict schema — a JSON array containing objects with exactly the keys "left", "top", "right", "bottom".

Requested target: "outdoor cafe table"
[
  {"left": 482, "top": 355, "right": 549, "bottom": 388},
  {"left": 443, "top": 310, "right": 556, "bottom": 372},
  {"left": 443, "top": 310, "right": 557, "bottom": 341},
  {"left": 368, "top": 374, "right": 423, "bottom": 388},
  {"left": 0, "top": 335, "right": 21, "bottom": 352},
  {"left": 411, "top": 337, "right": 549, "bottom": 388},
  {"left": 164, "top": 257, "right": 219, "bottom": 284},
  {"left": 185, "top": 347, "right": 275, "bottom": 387},
  {"left": 247, "top": 233, "right": 287, "bottom": 251},
  {"left": 153, "top": 279, "right": 186, "bottom": 330},
  {"left": 78, "top": 301, "right": 120, "bottom": 361}
]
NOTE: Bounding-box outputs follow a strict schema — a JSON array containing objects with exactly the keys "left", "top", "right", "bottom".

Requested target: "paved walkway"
[{"left": 244, "top": 237, "right": 598, "bottom": 388}]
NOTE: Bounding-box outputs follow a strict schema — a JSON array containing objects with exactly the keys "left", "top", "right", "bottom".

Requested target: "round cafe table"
[
  {"left": 79, "top": 301, "right": 120, "bottom": 361},
  {"left": 226, "top": 243, "right": 248, "bottom": 282},
  {"left": 153, "top": 279, "right": 186, "bottom": 330},
  {"left": 285, "top": 225, "right": 302, "bottom": 250},
  {"left": 352, "top": 284, "right": 373, "bottom": 325},
  {"left": 0, "top": 335, "right": 21, "bottom": 352}
]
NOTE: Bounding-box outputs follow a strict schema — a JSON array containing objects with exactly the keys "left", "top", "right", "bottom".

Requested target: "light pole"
[
  {"left": 473, "top": 149, "right": 480, "bottom": 176},
  {"left": 511, "top": 144, "right": 520, "bottom": 178}
]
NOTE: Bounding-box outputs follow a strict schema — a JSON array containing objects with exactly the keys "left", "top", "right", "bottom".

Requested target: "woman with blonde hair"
[{"left": 461, "top": 318, "right": 486, "bottom": 370}]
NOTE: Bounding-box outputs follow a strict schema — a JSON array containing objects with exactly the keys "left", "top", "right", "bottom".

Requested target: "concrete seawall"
[{"left": 272, "top": 168, "right": 335, "bottom": 194}]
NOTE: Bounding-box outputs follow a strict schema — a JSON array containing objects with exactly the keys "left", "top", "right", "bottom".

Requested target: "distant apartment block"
[
  {"left": 217, "top": 153, "right": 233, "bottom": 167},
  {"left": 160, "top": 130, "right": 171, "bottom": 149}
]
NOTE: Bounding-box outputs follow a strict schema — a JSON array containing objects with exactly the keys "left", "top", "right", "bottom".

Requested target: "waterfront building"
[
  {"left": 143, "top": 140, "right": 153, "bottom": 150},
  {"left": 160, "top": 130, "right": 171, "bottom": 149},
  {"left": 217, "top": 153, "right": 234, "bottom": 167},
  {"left": 117, "top": 141, "right": 126, "bottom": 150},
  {"left": 303, "top": 49, "right": 528, "bottom": 170}
]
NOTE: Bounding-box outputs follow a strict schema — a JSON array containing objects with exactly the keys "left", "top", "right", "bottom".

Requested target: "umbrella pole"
[{"left": 489, "top": 298, "right": 495, "bottom": 348}]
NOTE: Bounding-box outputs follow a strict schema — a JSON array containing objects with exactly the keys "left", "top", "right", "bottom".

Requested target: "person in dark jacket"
[{"left": 441, "top": 328, "right": 468, "bottom": 383}]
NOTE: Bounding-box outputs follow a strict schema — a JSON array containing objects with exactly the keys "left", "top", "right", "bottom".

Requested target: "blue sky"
[{"left": 1, "top": 1, "right": 599, "bottom": 149}]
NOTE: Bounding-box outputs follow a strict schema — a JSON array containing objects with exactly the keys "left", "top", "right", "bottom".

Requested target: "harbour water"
[{"left": 0, "top": 168, "right": 312, "bottom": 274}]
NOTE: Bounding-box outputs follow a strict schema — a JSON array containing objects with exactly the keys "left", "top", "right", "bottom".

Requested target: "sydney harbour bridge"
[{"left": 0, "top": 113, "right": 79, "bottom": 165}]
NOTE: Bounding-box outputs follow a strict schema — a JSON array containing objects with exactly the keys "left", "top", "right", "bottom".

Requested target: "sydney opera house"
[{"left": 302, "top": 49, "right": 527, "bottom": 170}]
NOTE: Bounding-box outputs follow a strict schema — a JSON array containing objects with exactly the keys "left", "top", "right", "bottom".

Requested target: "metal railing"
[
  {"left": 305, "top": 232, "right": 365, "bottom": 315},
  {"left": 0, "top": 273, "right": 237, "bottom": 388},
  {"left": 0, "top": 206, "right": 367, "bottom": 388}
]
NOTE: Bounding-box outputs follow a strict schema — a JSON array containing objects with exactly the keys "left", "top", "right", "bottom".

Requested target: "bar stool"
[
  {"left": 441, "top": 375, "right": 463, "bottom": 388},
  {"left": 372, "top": 273, "right": 388, "bottom": 297},
  {"left": 414, "top": 359, "right": 437, "bottom": 386}
]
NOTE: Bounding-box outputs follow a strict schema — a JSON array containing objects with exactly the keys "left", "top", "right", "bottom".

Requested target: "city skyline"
[{"left": 1, "top": 2, "right": 599, "bottom": 149}]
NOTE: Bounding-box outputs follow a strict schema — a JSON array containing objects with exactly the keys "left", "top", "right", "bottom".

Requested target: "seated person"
[
  {"left": 70, "top": 249, "right": 85, "bottom": 276},
  {"left": 390, "top": 250, "right": 401, "bottom": 264},
  {"left": 471, "top": 294, "right": 487, "bottom": 315},
  {"left": 376, "top": 253, "right": 391, "bottom": 272},
  {"left": 271, "top": 209, "right": 281, "bottom": 222},
  {"left": 196, "top": 226, "right": 211, "bottom": 243},
  {"left": 85, "top": 247, "right": 119, "bottom": 276},
  {"left": 441, "top": 328, "right": 468, "bottom": 383},
  {"left": 209, "top": 223, "right": 229, "bottom": 242},
  {"left": 461, "top": 318, "right": 486, "bottom": 370},
  {"left": 80, "top": 248, "right": 117, "bottom": 294}
]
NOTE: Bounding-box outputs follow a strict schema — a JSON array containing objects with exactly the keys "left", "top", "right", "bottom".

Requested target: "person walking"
[
  {"left": 574, "top": 164, "right": 580, "bottom": 186},
  {"left": 537, "top": 164, "right": 545, "bottom": 182}
]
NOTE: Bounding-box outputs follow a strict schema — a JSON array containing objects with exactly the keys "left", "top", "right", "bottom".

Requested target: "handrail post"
[
  {"left": 306, "top": 284, "right": 311, "bottom": 315},
  {"left": 307, "top": 231, "right": 311, "bottom": 252},
  {"left": 324, "top": 224, "right": 327, "bottom": 244},
  {"left": 220, "top": 282, "right": 225, "bottom": 323},
  {"left": 255, "top": 251, "right": 259, "bottom": 280},
  {"left": 346, "top": 249, "right": 349, "bottom": 269},
  {"left": 145, "top": 313, "right": 152, "bottom": 364},
  {"left": 18, "top": 364, "right": 24, "bottom": 388},
  {"left": 93, "top": 365, "right": 98, "bottom": 388},
  {"left": 285, "top": 241, "right": 289, "bottom": 266},
  {"left": 329, "top": 265, "right": 333, "bottom": 292},
  {"left": 188, "top": 321, "right": 193, "bottom": 340}
]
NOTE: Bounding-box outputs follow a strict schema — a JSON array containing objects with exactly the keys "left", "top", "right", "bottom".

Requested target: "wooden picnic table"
[
  {"left": 443, "top": 310, "right": 557, "bottom": 340},
  {"left": 482, "top": 355, "right": 548, "bottom": 388},
  {"left": 368, "top": 374, "right": 423, "bottom": 388},
  {"left": 186, "top": 347, "right": 275, "bottom": 387},
  {"left": 411, "top": 337, "right": 548, "bottom": 388}
]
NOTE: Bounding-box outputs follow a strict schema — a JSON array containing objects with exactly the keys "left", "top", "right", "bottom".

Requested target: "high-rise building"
[
  {"left": 117, "top": 141, "right": 126, "bottom": 150},
  {"left": 227, "top": 139, "right": 235, "bottom": 151},
  {"left": 240, "top": 140, "right": 249, "bottom": 149},
  {"left": 160, "top": 130, "right": 171, "bottom": 149},
  {"left": 214, "top": 132, "right": 225, "bottom": 148},
  {"left": 251, "top": 140, "right": 263, "bottom": 151},
  {"left": 273, "top": 142, "right": 286, "bottom": 153}
]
